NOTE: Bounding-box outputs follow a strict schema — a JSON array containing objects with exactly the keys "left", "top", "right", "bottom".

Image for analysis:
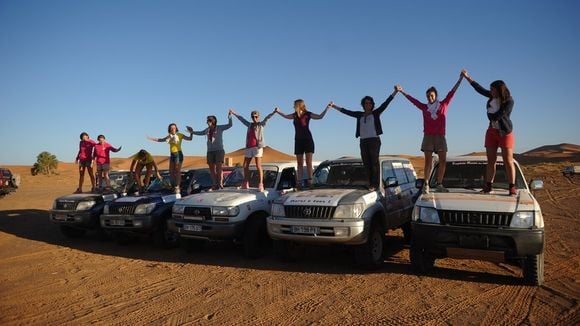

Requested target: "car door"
[{"left": 381, "top": 160, "right": 404, "bottom": 228}]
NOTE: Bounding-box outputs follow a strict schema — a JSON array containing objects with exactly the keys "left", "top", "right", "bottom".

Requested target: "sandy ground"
[{"left": 0, "top": 155, "right": 579, "bottom": 325}]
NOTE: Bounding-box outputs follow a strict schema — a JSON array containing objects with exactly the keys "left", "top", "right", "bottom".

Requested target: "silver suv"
[{"left": 267, "top": 156, "right": 419, "bottom": 270}]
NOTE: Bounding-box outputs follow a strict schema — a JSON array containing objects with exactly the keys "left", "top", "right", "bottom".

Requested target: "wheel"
[
  {"left": 243, "top": 215, "right": 270, "bottom": 258},
  {"left": 60, "top": 225, "right": 86, "bottom": 238},
  {"left": 401, "top": 222, "right": 412, "bottom": 244},
  {"left": 153, "top": 222, "right": 178, "bottom": 249},
  {"left": 181, "top": 238, "right": 205, "bottom": 253},
  {"left": 523, "top": 252, "right": 544, "bottom": 286},
  {"left": 354, "top": 220, "right": 385, "bottom": 270},
  {"left": 410, "top": 240, "right": 435, "bottom": 273},
  {"left": 273, "top": 240, "right": 304, "bottom": 262}
]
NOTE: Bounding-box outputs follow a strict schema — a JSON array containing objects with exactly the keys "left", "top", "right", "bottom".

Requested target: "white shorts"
[{"left": 245, "top": 147, "right": 263, "bottom": 158}]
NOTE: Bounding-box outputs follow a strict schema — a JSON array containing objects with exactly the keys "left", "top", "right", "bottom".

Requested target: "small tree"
[{"left": 32, "top": 151, "right": 58, "bottom": 176}]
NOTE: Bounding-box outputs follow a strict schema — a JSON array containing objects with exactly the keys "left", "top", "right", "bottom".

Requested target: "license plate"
[
  {"left": 183, "top": 224, "right": 202, "bottom": 232},
  {"left": 53, "top": 214, "right": 67, "bottom": 221},
  {"left": 110, "top": 219, "right": 125, "bottom": 226},
  {"left": 291, "top": 225, "right": 320, "bottom": 235}
]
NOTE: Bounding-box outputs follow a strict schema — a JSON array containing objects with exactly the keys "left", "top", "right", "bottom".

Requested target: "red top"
[
  {"left": 94, "top": 142, "right": 120, "bottom": 165},
  {"left": 246, "top": 126, "right": 258, "bottom": 148},
  {"left": 404, "top": 90, "right": 456, "bottom": 135},
  {"left": 76, "top": 139, "right": 97, "bottom": 161}
]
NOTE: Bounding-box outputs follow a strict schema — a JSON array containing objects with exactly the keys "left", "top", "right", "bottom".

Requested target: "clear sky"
[{"left": 1, "top": 0, "right": 579, "bottom": 165}]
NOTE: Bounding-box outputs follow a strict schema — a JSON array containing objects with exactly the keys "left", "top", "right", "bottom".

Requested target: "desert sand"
[{"left": 0, "top": 145, "right": 578, "bottom": 325}]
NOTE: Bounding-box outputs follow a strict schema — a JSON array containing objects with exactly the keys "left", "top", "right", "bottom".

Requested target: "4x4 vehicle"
[
  {"left": 410, "top": 156, "right": 545, "bottom": 285},
  {"left": 169, "top": 162, "right": 297, "bottom": 258},
  {"left": 100, "top": 168, "right": 213, "bottom": 247},
  {"left": 267, "top": 156, "right": 419, "bottom": 270},
  {"left": 0, "top": 168, "right": 19, "bottom": 196},
  {"left": 562, "top": 165, "right": 579, "bottom": 176},
  {"left": 49, "top": 170, "right": 135, "bottom": 238}
]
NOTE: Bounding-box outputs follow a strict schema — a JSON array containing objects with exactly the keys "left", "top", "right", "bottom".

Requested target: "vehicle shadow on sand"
[{"left": 0, "top": 209, "right": 522, "bottom": 284}]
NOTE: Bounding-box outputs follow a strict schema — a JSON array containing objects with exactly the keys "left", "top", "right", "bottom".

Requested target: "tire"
[
  {"left": 354, "top": 220, "right": 385, "bottom": 270},
  {"left": 410, "top": 240, "right": 435, "bottom": 273},
  {"left": 181, "top": 238, "right": 205, "bottom": 253},
  {"left": 60, "top": 225, "right": 86, "bottom": 238},
  {"left": 243, "top": 215, "right": 270, "bottom": 259},
  {"left": 523, "top": 252, "right": 544, "bottom": 286},
  {"left": 153, "top": 222, "right": 178, "bottom": 249},
  {"left": 401, "top": 222, "right": 413, "bottom": 244},
  {"left": 273, "top": 240, "right": 304, "bottom": 262}
]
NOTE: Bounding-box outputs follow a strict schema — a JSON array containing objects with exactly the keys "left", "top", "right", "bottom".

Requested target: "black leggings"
[{"left": 360, "top": 137, "right": 381, "bottom": 189}]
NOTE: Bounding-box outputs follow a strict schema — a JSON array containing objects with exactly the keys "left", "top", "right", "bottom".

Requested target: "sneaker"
[
  {"left": 258, "top": 183, "right": 264, "bottom": 192},
  {"left": 174, "top": 186, "right": 180, "bottom": 194},
  {"left": 422, "top": 185, "right": 430, "bottom": 194},
  {"left": 368, "top": 186, "right": 376, "bottom": 192},
  {"left": 482, "top": 182, "right": 492, "bottom": 194},
  {"left": 436, "top": 184, "right": 449, "bottom": 193},
  {"left": 509, "top": 184, "right": 517, "bottom": 196}
]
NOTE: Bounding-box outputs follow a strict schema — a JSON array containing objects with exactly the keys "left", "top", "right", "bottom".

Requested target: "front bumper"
[
  {"left": 49, "top": 209, "right": 99, "bottom": 229},
  {"left": 266, "top": 217, "right": 367, "bottom": 245},
  {"left": 167, "top": 218, "right": 245, "bottom": 240},
  {"left": 100, "top": 214, "right": 158, "bottom": 233},
  {"left": 412, "top": 222, "right": 544, "bottom": 259}
]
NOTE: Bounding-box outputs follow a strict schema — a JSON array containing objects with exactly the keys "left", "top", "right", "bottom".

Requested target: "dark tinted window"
[
  {"left": 382, "top": 162, "right": 395, "bottom": 180},
  {"left": 392, "top": 162, "right": 409, "bottom": 184}
]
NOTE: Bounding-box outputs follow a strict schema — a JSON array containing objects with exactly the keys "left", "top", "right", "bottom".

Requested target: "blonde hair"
[{"left": 293, "top": 99, "right": 307, "bottom": 117}]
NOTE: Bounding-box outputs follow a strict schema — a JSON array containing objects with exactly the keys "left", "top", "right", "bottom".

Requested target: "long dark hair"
[{"left": 490, "top": 80, "right": 511, "bottom": 104}]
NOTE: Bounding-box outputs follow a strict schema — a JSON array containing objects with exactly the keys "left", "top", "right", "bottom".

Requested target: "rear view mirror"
[{"left": 415, "top": 178, "right": 425, "bottom": 189}]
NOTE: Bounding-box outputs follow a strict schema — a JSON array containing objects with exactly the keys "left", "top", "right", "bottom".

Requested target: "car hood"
[
  {"left": 55, "top": 193, "right": 117, "bottom": 202},
  {"left": 279, "top": 188, "right": 373, "bottom": 206},
  {"left": 416, "top": 189, "right": 538, "bottom": 212},
  {"left": 177, "top": 188, "right": 270, "bottom": 206},
  {"left": 111, "top": 192, "right": 180, "bottom": 205}
]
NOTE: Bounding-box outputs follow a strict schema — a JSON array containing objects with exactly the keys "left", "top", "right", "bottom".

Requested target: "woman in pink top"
[
  {"left": 93, "top": 134, "right": 122, "bottom": 192},
  {"left": 396, "top": 72, "right": 463, "bottom": 193},
  {"left": 75, "top": 132, "right": 97, "bottom": 193}
]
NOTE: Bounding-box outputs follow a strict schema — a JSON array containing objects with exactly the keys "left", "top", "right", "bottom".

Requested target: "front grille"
[
  {"left": 109, "top": 205, "right": 136, "bottom": 215},
  {"left": 183, "top": 207, "right": 212, "bottom": 220},
  {"left": 56, "top": 201, "right": 77, "bottom": 210},
  {"left": 284, "top": 206, "right": 336, "bottom": 219},
  {"left": 439, "top": 210, "right": 512, "bottom": 227}
]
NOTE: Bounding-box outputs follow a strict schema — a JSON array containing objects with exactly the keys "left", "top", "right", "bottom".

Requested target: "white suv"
[{"left": 411, "top": 156, "right": 545, "bottom": 285}]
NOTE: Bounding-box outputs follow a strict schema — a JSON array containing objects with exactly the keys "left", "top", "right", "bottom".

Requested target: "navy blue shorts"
[{"left": 170, "top": 151, "right": 184, "bottom": 163}]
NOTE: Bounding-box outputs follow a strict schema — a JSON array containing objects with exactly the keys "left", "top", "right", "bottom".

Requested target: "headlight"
[
  {"left": 271, "top": 204, "right": 285, "bottom": 217},
  {"left": 173, "top": 205, "right": 185, "bottom": 215},
  {"left": 212, "top": 206, "right": 240, "bottom": 217},
  {"left": 416, "top": 206, "right": 440, "bottom": 224},
  {"left": 76, "top": 200, "right": 96, "bottom": 211},
  {"left": 135, "top": 203, "right": 156, "bottom": 215},
  {"left": 510, "top": 211, "right": 534, "bottom": 228},
  {"left": 103, "top": 204, "right": 109, "bottom": 214},
  {"left": 334, "top": 203, "right": 364, "bottom": 219},
  {"left": 52, "top": 201, "right": 57, "bottom": 210}
]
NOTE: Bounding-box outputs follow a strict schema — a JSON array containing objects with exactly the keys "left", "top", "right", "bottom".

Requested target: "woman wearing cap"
[
  {"left": 188, "top": 112, "right": 233, "bottom": 190},
  {"left": 230, "top": 108, "right": 276, "bottom": 191}
]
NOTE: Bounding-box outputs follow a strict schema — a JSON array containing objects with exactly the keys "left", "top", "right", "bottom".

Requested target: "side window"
[
  {"left": 403, "top": 162, "right": 416, "bottom": 183},
  {"left": 392, "top": 162, "right": 409, "bottom": 184},
  {"left": 194, "top": 171, "right": 213, "bottom": 188},
  {"left": 277, "top": 168, "right": 295, "bottom": 190},
  {"left": 382, "top": 162, "right": 395, "bottom": 180}
]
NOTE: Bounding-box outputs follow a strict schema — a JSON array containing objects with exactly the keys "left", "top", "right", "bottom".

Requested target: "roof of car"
[
  {"left": 321, "top": 156, "right": 411, "bottom": 165},
  {"left": 444, "top": 156, "right": 520, "bottom": 164}
]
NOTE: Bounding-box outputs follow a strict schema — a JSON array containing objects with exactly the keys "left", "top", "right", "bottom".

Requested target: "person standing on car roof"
[
  {"left": 332, "top": 87, "right": 399, "bottom": 191},
  {"left": 275, "top": 99, "right": 332, "bottom": 190},
  {"left": 93, "top": 134, "right": 122, "bottom": 193},
  {"left": 147, "top": 123, "right": 193, "bottom": 194},
  {"left": 75, "top": 132, "right": 97, "bottom": 193},
  {"left": 230, "top": 108, "right": 276, "bottom": 192},
  {"left": 462, "top": 69, "right": 517, "bottom": 195},
  {"left": 187, "top": 112, "right": 234, "bottom": 190},
  {"left": 396, "top": 71, "right": 464, "bottom": 193}
]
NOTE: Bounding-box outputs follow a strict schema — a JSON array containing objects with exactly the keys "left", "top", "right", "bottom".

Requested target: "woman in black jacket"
[
  {"left": 332, "top": 86, "right": 399, "bottom": 191},
  {"left": 462, "top": 69, "right": 517, "bottom": 195}
]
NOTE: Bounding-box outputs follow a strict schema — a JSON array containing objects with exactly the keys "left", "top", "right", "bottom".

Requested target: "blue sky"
[{"left": 1, "top": 0, "right": 578, "bottom": 165}]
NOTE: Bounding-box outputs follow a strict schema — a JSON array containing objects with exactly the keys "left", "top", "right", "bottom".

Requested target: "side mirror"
[
  {"left": 281, "top": 180, "right": 292, "bottom": 190},
  {"left": 384, "top": 177, "right": 398, "bottom": 188},
  {"left": 529, "top": 179, "right": 543, "bottom": 191},
  {"left": 191, "top": 183, "right": 201, "bottom": 191},
  {"left": 415, "top": 178, "right": 425, "bottom": 189}
]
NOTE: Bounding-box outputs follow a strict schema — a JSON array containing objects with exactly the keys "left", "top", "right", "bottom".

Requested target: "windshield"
[
  {"left": 223, "top": 167, "right": 279, "bottom": 189},
  {"left": 313, "top": 163, "right": 368, "bottom": 188},
  {"left": 430, "top": 161, "right": 526, "bottom": 190},
  {"left": 108, "top": 172, "right": 135, "bottom": 193},
  {"left": 147, "top": 173, "right": 174, "bottom": 192}
]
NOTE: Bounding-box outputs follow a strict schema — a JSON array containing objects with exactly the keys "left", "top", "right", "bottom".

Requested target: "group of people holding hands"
[{"left": 75, "top": 69, "right": 517, "bottom": 196}]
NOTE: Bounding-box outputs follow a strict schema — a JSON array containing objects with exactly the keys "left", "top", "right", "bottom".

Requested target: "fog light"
[
  {"left": 133, "top": 220, "right": 143, "bottom": 227},
  {"left": 214, "top": 217, "right": 229, "bottom": 222},
  {"left": 334, "top": 227, "right": 349, "bottom": 237},
  {"left": 270, "top": 224, "right": 281, "bottom": 233}
]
